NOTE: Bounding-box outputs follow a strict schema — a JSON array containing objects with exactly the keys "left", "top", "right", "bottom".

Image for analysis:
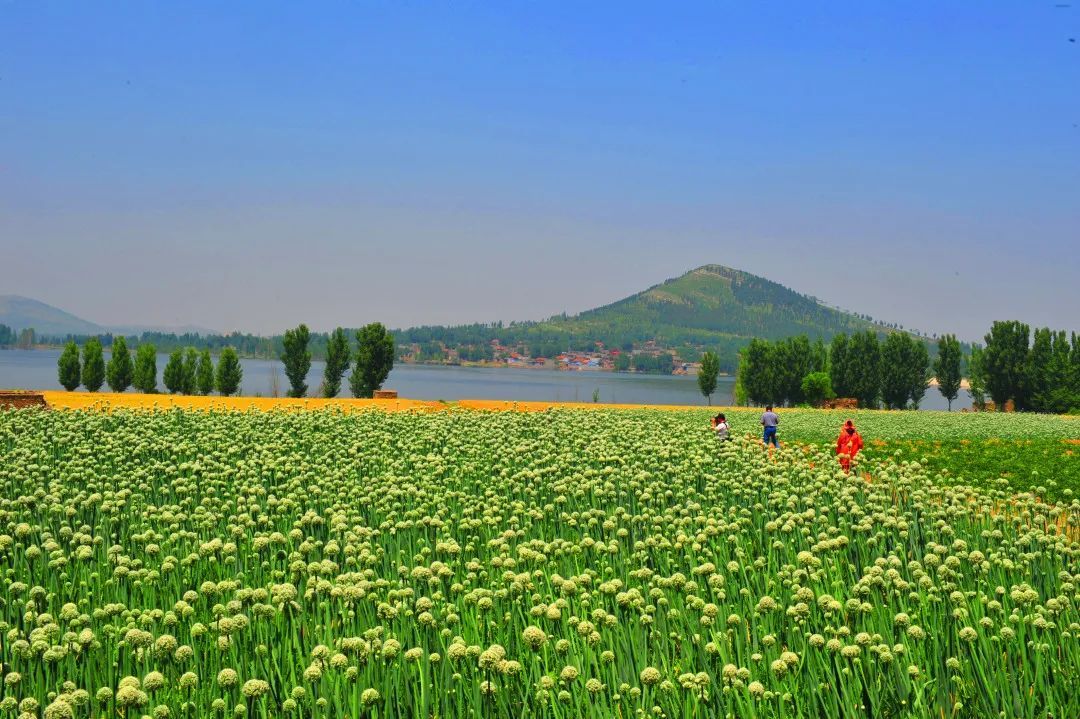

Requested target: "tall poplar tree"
[
  {"left": 967, "top": 345, "right": 988, "bottom": 410},
  {"left": 847, "top": 331, "right": 881, "bottom": 408},
  {"left": 1038, "top": 331, "right": 1075, "bottom": 413},
  {"left": 934, "top": 334, "right": 962, "bottom": 410},
  {"left": 106, "top": 336, "right": 134, "bottom": 393},
  {"left": 829, "top": 334, "right": 852, "bottom": 399},
  {"left": 182, "top": 348, "right": 199, "bottom": 395},
  {"left": 133, "top": 343, "right": 158, "bottom": 393},
  {"left": 774, "top": 335, "right": 812, "bottom": 406},
  {"left": 907, "top": 339, "right": 931, "bottom": 409},
  {"left": 810, "top": 338, "right": 829, "bottom": 374},
  {"left": 163, "top": 349, "right": 185, "bottom": 394},
  {"left": 81, "top": 338, "right": 105, "bottom": 393},
  {"left": 1071, "top": 332, "right": 1080, "bottom": 409},
  {"left": 983, "top": 320, "right": 1030, "bottom": 410},
  {"left": 739, "top": 338, "right": 776, "bottom": 406},
  {"left": 281, "top": 324, "right": 312, "bottom": 398},
  {"left": 215, "top": 347, "right": 243, "bottom": 396},
  {"left": 58, "top": 341, "right": 81, "bottom": 391},
  {"left": 697, "top": 351, "right": 720, "bottom": 405},
  {"left": 196, "top": 349, "right": 215, "bottom": 395},
  {"left": 1024, "top": 328, "right": 1053, "bottom": 412},
  {"left": 880, "top": 333, "right": 913, "bottom": 409},
  {"left": 351, "top": 323, "right": 395, "bottom": 398},
  {"left": 322, "top": 327, "right": 350, "bottom": 398}
]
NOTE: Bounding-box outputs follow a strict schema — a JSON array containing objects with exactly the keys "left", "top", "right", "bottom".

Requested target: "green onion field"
[{"left": 0, "top": 407, "right": 1077, "bottom": 718}]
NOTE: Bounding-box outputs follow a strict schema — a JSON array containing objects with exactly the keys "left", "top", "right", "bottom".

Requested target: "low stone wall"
[
  {"left": 0, "top": 391, "right": 49, "bottom": 410},
  {"left": 373, "top": 390, "right": 398, "bottom": 399}
]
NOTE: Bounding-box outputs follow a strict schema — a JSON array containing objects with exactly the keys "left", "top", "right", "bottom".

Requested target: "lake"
[{"left": 0, "top": 349, "right": 970, "bottom": 409}]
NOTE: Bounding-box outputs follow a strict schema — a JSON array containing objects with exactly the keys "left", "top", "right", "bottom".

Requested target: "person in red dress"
[{"left": 836, "top": 419, "right": 863, "bottom": 473}]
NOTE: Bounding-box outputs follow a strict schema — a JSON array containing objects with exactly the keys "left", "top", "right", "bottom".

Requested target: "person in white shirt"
[{"left": 711, "top": 413, "right": 731, "bottom": 441}]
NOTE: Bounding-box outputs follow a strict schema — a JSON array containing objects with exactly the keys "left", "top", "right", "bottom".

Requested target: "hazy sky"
[{"left": 2, "top": 2, "right": 1077, "bottom": 341}]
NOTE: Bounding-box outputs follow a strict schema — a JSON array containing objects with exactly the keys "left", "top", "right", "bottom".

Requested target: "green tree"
[
  {"left": 1024, "top": 328, "right": 1053, "bottom": 412},
  {"left": 196, "top": 349, "right": 215, "bottom": 395},
  {"left": 697, "top": 351, "right": 720, "bottom": 405},
  {"left": 847, "top": 331, "right": 881, "bottom": 408},
  {"left": 281, "top": 324, "right": 312, "bottom": 398},
  {"left": 81, "top": 338, "right": 105, "bottom": 393},
  {"left": 0, "top": 323, "right": 13, "bottom": 347},
  {"left": 418, "top": 341, "right": 444, "bottom": 362},
  {"left": 16, "top": 328, "right": 36, "bottom": 349},
  {"left": 133, "top": 343, "right": 157, "bottom": 393},
  {"left": 1071, "top": 332, "right": 1080, "bottom": 410},
  {"left": 934, "top": 334, "right": 963, "bottom": 410},
  {"left": 163, "top": 349, "right": 185, "bottom": 394},
  {"left": 967, "top": 345, "right": 987, "bottom": 411},
  {"left": 983, "top": 320, "right": 1030, "bottom": 410},
  {"left": 739, "top": 338, "right": 776, "bottom": 406},
  {"left": 829, "top": 334, "right": 853, "bottom": 399},
  {"left": 907, "top": 340, "right": 931, "bottom": 409},
  {"left": 810, "top": 338, "right": 829, "bottom": 374},
  {"left": 215, "top": 347, "right": 243, "bottom": 396},
  {"left": 322, "top": 327, "right": 350, "bottom": 398},
  {"left": 880, "top": 333, "right": 912, "bottom": 409},
  {"left": 1038, "top": 331, "right": 1075, "bottom": 414},
  {"left": 613, "top": 353, "right": 631, "bottom": 372},
  {"left": 351, "top": 323, "right": 396, "bottom": 398},
  {"left": 106, "top": 336, "right": 134, "bottom": 393},
  {"left": 733, "top": 363, "right": 748, "bottom": 406},
  {"left": 58, "top": 341, "right": 81, "bottom": 391},
  {"left": 774, "top": 336, "right": 813, "bottom": 406},
  {"left": 800, "top": 371, "right": 834, "bottom": 407},
  {"left": 182, "top": 348, "right": 199, "bottom": 395},
  {"left": 632, "top": 353, "right": 674, "bottom": 374}
]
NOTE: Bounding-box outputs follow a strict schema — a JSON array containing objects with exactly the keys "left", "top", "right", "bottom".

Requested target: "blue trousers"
[{"left": 763, "top": 426, "right": 779, "bottom": 447}]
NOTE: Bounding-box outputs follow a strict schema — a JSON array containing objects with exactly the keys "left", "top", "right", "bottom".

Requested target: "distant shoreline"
[
  {"left": 421, "top": 359, "right": 721, "bottom": 377},
  {"left": 1, "top": 346, "right": 713, "bottom": 378},
  {"left": 0, "top": 347, "right": 967, "bottom": 385}
]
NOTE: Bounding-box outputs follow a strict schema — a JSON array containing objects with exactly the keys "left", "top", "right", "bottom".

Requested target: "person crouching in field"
[
  {"left": 836, "top": 419, "right": 863, "bottom": 473},
  {"left": 711, "top": 413, "right": 731, "bottom": 442}
]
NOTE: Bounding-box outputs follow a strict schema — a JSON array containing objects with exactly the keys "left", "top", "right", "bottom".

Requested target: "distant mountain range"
[{"left": 0, "top": 295, "right": 218, "bottom": 338}]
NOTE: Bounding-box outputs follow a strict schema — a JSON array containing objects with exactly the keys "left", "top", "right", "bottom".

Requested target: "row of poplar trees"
[
  {"left": 57, "top": 338, "right": 243, "bottom": 395},
  {"left": 279, "top": 323, "right": 395, "bottom": 398},
  {"left": 56, "top": 322, "right": 394, "bottom": 399},
  {"left": 969, "top": 320, "right": 1080, "bottom": 413},
  {"left": 735, "top": 321, "right": 1080, "bottom": 413},
  {"left": 736, "top": 331, "right": 963, "bottom": 410}
]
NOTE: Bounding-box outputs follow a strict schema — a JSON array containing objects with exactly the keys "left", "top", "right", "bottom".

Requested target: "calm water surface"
[{"left": 0, "top": 349, "right": 968, "bottom": 409}]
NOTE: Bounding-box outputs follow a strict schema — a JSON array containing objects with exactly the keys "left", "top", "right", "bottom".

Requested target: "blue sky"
[{"left": 2, "top": 1, "right": 1077, "bottom": 339}]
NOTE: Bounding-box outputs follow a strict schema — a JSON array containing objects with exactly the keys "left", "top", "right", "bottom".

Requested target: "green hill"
[
  {"left": 399, "top": 265, "right": 904, "bottom": 371},
  {"left": 545, "top": 264, "right": 883, "bottom": 344}
]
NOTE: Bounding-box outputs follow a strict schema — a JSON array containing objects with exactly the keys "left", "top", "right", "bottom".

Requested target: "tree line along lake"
[{"left": 0, "top": 348, "right": 970, "bottom": 410}]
